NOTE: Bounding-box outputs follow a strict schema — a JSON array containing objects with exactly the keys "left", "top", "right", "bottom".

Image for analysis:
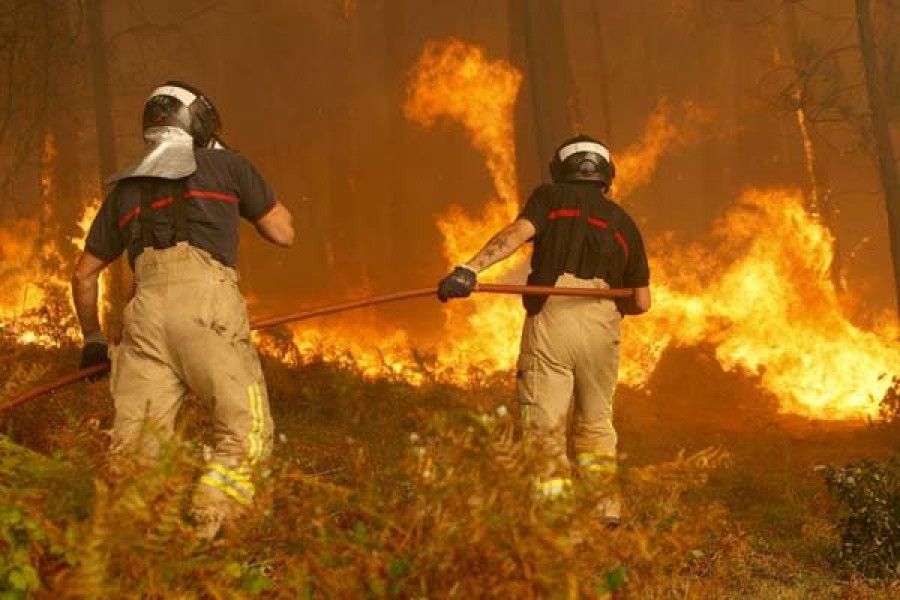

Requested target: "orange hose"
[{"left": 1, "top": 284, "right": 632, "bottom": 412}]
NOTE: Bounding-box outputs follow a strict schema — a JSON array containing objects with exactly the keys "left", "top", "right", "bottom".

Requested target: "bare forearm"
[
  {"left": 73, "top": 276, "right": 101, "bottom": 336},
  {"left": 619, "top": 286, "right": 651, "bottom": 315},
  {"left": 71, "top": 251, "right": 109, "bottom": 339},
  {"left": 464, "top": 220, "right": 535, "bottom": 274},
  {"left": 255, "top": 201, "right": 295, "bottom": 247}
]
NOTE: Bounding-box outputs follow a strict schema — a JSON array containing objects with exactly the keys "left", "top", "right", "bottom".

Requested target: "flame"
[
  {"left": 70, "top": 195, "right": 109, "bottom": 329},
  {"left": 3, "top": 39, "right": 896, "bottom": 421},
  {"left": 264, "top": 39, "right": 896, "bottom": 421},
  {"left": 0, "top": 220, "right": 46, "bottom": 319},
  {"left": 613, "top": 101, "right": 691, "bottom": 199},
  {"left": 0, "top": 134, "right": 68, "bottom": 346},
  {"left": 259, "top": 319, "right": 427, "bottom": 385},
  {"left": 0, "top": 218, "right": 71, "bottom": 347},
  {"left": 404, "top": 39, "right": 521, "bottom": 207},
  {"left": 0, "top": 135, "right": 107, "bottom": 347},
  {"left": 404, "top": 39, "right": 528, "bottom": 372},
  {"left": 621, "top": 189, "right": 898, "bottom": 419},
  {"left": 399, "top": 40, "right": 896, "bottom": 419},
  {"left": 272, "top": 39, "right": 527, "bottom": 378}
]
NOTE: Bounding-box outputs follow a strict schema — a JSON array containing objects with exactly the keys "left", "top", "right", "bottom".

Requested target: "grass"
[{"left": 2, "top": 335, "right": 900, "bottom": 598}]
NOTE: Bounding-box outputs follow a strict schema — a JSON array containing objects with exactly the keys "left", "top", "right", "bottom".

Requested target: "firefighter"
[
  {"left": 437, "top": 135, "right": 651, "bottom": 524},
  {"left": 72, "top": 81, "right": 294, "bottom": 538}
]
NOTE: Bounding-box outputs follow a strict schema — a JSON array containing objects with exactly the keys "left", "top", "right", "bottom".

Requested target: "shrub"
[
  {"left": 0, "top": 386, "right": 731, "bottom": 598},
  {"left": 823, "top": 455, "right": 900, "bottom": 579}
]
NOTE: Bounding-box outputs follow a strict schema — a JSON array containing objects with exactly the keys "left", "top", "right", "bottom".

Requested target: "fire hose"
[{"left": 1, "top": 284, "right": 633, "bottom": 413}]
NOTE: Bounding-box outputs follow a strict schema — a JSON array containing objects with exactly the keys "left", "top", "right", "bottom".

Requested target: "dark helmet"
[
  {"left": 549, "top": 134, "right": 615, "bottom": 190},
  {"left": 142, "top": 80, "right": 222, "bottom": 147}
]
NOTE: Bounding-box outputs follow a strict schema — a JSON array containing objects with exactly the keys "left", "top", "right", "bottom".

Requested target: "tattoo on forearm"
[{"left": 468, "top": 230, "right": 514, "bottom": 272}]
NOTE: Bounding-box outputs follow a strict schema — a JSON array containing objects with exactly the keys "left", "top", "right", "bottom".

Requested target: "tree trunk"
[
  {"left": 325, "top": 3, "right": 368, "bottom": 294},
  {"left": 590, "top": 0, "right": 614, "bottom": 144},
  {"left": 509, "top": 0, "right": 579, "bottom": 196},
  {"left": 85, "top": 0, "right": 123, "bottom": 332},
  {"left": 782, "top": 0, "right": 840, "bottom": 289},
  {"left": 381, "top": 0, "right": 406, "bottom": 286},
  {"left": 48, "top": 3, "right": 82, "bottom": 240},
  {"left": 856, "top": 0, "right": 900, "bottom": 317}
]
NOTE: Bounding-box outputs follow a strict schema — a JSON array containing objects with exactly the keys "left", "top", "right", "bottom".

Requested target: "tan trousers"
[
  {"left": 109, "top": 243, "right": 273, "bottom": 536},
  {"left": 517, "top": 273, "right": 622, "bottom": 496}
]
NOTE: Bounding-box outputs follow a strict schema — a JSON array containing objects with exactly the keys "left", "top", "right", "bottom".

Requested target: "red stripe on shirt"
[
  {"left": 118, "top": 206, "right": 141, "bottom": 229},
  {"left": 548, "top": 208, "right": 581, "bottom": 220},
  {"left": 186, "top": 189, "right": 239, "bottom": 203},
  {"left": 614, "top": 231, "right": 630, "bottom": 259},
  {"left": 587, "top": 216, "right": 608, "bottom": 229},
  {"left": 150, "top": 196, "right": 173, "bottom": 209},
  {"left": 118, "top": 190, "right": 239, "bottom": 229},
  {"left": 118, "top": 196, "right": 172, "bottom": 228}
]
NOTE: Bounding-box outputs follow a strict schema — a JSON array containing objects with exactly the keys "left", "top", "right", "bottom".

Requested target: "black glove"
[
  {"left": 437, "top": 266, "right": 477, "bottom": 302},
  {"left": 80, "top": 341, "right": 110, "bottom": 380}
]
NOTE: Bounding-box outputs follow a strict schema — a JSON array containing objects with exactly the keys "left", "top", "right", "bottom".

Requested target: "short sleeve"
[
  {"left": 84, "top": 189, "right": 125, "bottom": 262},
  {"left": 517, "top": 185, "right": 552, "bottom": 236},
  {"left": 232, "top": 155, "right": 277, "bottom": 221},
  {"left": 622, "top": 215, "right": 650, "bottom": 288}
]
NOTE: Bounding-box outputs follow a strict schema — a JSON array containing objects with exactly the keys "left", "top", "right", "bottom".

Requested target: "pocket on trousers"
[
  {"left": 516, "top": 353, "right": 537, "bottom": 397},
  {"left": 516, "top": 352, "right": 534, "bottom": 378},
  {"left": 516, "top": 353, "right": 538, "bottom": 428},
  {"left": 108, "top": 343, "right": 120, "bottom": 392}
]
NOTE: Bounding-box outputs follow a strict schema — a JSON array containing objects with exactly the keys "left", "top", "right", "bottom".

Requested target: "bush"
[
  {"left": 823, "top": 455, "right": 900, "bottom": 579},
  {"left": 0, "top": 369, "right": 731, "bottom": 598}
]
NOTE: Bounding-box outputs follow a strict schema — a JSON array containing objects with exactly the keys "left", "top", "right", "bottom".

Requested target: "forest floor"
[{"left": 2, "top": 336, "right": 899, "bottom": 598}]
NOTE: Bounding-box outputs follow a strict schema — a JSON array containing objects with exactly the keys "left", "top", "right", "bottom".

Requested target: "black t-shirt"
[
  {"left": 517, "top": 181, "right": 650, "bottom": 314},
  {"left": 85, "top": 148, "right": 276, "bottom": 269}
]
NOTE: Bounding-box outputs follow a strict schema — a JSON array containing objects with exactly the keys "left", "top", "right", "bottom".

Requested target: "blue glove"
[{"left": 437, "top": 266, "right": 477, "bottom": 302}]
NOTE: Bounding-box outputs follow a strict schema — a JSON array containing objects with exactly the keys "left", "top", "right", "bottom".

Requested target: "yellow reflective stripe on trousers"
[
  {"left": 199, "top": 473, "right": 252, "bottom": 505},
  {"left": 576, "top": 452, "right": 617, "bottom": 474},
  {"left": 244, "top": 382, "right": 265, "bottom": 467},
  {"left": 535, "top": 477, "right": 572, "bottom": 498},
  {"left": 200, "top": 462, "right": 255, "bottom": 505},
  {"left": 199, "top": 383, "right": 265, "bottom": 506}
]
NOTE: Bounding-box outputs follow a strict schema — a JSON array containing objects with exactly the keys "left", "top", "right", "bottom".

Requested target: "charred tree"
[
  {"left": 47, "top": 3, "right": 82, "bottom": 239},
  {"left": 0, "top": 2, "right": 56, "bottom": 218},
  {"left": 856, "top": 0, "right": 900, "bottom": 316},
  {"left": 324, "top": 3, "right": 370, "bottom": 294},
  {"left": 85, "top": 0, "right": 116, "bottom": 190},
  {"left": 509, "top": 0, "right": 580, "bottom": 196},
  {"left": 780, "top": 0, "right": 840, "bottom": 291},
  {"left": 590, "top": 0, "right": 614, "bottom": 145},
  {"left": 781, "top": 0, "right": 830, "bottom": 220},
  {"left": 85, "top": 0, "right": 123, "bottom": 330},
  {"left": 380, "top": 0, "right": 408, "bottom": 287}
]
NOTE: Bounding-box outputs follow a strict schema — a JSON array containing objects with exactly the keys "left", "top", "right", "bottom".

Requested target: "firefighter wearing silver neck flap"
[
  {"left": 72, "top": 80, "right": 295, "bottom": 539},
  {"left": 437, "top": 135, "right": 651, "bottom": 525}
]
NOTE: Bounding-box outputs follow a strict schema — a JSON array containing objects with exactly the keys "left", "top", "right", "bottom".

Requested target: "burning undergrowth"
[{"left": 0, "top": 194, "right": 104, "bottom": 348}]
